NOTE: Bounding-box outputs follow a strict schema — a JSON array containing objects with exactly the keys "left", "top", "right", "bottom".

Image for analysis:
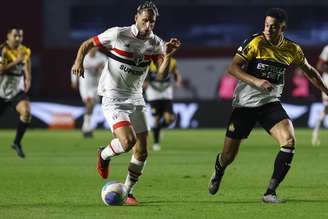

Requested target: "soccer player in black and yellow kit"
[
  {"left": 208, "top": 8, "right": 328, "bottom": 203},
  {"left": 144, "top": 58, "right": 182, "bottom": 151},
  {"left": 0, "top": 27, "right": 32, "bottom": 158}
]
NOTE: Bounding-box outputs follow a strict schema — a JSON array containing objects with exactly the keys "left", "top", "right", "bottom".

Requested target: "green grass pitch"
[{"left": 0, "top": 129, "right": 327, "bottom": 219}]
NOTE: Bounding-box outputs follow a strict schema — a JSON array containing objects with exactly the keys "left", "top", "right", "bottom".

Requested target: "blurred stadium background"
[
  {"left": 0, "top": 0, "right": 327, "bottom": 129},
  {"left": 1, "top": 1, "right": 328, "bottom": 218}
]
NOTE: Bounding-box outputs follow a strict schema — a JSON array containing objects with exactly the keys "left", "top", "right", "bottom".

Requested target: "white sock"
[
  {"left": 124, "top": 155, "right": 146, "bottom": 194},
  {"left": 82, "top": 114, "right": 92, "bottom": 132},
  {"left": 100, "top": 138, "right": 125, "bottom": 160},
  {"left": 313, "top": 113, "right": 325, "bottom": 136}
]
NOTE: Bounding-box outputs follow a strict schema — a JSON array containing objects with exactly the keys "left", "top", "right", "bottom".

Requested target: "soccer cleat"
[
  {"left": 11, "top": 143, "right": 25, "bottom": 158},
  {"left": 208, "top": 170, "right": 224, "bottom": 195},
  {"left": 83, "top": 131, "right": 94, "bottom": 138},
  {"left": 97, "top": 147, "right": 110, "bottom": 179},
  {"left": 125, "top": 194, "right": 139, "bottom": 205},
  {"left": 152, "top": 143, "right": 161, "bottom": 151},
  {"left": 262, "top": 194, "right": 286, "bottom": 204}
]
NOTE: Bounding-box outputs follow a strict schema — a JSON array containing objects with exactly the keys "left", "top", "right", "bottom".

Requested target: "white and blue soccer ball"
[{"left": 101, "top": 181, "right": 128, "bottom": 206}]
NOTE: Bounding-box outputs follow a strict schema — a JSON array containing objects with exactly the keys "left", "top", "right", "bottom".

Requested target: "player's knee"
[
  {"left": 121, "top": 136, "right": 137, "bottom": 151},
  {"left": 20, "top": 109, "right": 32, "bottom": 123},
  {"left": 284, "top": 137, "right": 296, "bottom": 148}
]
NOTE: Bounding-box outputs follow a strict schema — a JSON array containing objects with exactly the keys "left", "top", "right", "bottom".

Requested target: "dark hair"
[
  {"left": 137, "top": 1, "right": 159, "bottom": 17},
  {"left": 265, "top": 8, "right": 288, "bottom": 24},
  {"left": 7, "top": 26, "right": 23, "bottom": 34}
]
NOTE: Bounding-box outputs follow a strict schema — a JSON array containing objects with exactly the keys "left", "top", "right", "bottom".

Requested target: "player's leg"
[
  {"left": 97, "top": 99, "right": 137, "bottom": 179},
  {"left": 13, "top": 96, "right": 31, "bottom": 158},
  {"left": 209, "top": 107, "right": 255, "bottom": 195},
  {"left": 208, "top": 137, "right": 242, "bottom": 195},
  {"left": 152, "top": 114, "right": 162, "bottom": 150},
  {"left": 312, "top": 105, "right": 328, "bottom": 146},
  {"left": 259, "top": 102, "right": 294, "bottom": 203},
  {"left": 150, "top": 100, "right": 163, "bottom": 150},
  {"left": 124, "top": 106, "right": 149, "bottom": 205},
  {"left": 124, "top": 131, "right": 148, "bottom": 205},
  {"left": 82, "top": 97, "right": 95, "bottom": 137}
]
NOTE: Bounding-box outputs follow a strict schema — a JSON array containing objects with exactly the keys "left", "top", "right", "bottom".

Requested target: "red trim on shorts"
[
  {"left": 109, "top": 144, "right": 118, "bottom": 155},
  {"left": 113, "top": 121, "right": 131, "bottom": 130}
]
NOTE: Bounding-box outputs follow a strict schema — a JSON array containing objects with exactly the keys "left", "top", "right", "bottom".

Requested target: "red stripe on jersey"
[
  {"left": 93, "top": 36, "right": 107, "bottom": 51},
  {"left": 111, "top": 48, "right": 133, "bottom": 58},
  {"left": 318, "top": 58, "right": 327, "bottom": 65},
  {"left": 113, "top": 121, "right": 131, "bottom": 130}
]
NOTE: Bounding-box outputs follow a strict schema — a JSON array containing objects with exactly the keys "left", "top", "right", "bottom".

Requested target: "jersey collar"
[{"left": 131, "top": 24, "right": 154, "bottom": 39}]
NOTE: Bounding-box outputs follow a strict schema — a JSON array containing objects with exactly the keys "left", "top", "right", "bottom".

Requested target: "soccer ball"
[{"left": 101, "top": 181, "right": 128, "bottom": 206}]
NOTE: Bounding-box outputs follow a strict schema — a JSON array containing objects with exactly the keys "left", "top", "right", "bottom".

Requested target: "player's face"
[
  {"left": 7, "top": 29, "right": 23, "bottom": 48},
  {"left": 263, "top": 16, "right": 285, "bottom": 44},
  {"left": 135, "top": 10, "right": 156, "bottom": 38}
]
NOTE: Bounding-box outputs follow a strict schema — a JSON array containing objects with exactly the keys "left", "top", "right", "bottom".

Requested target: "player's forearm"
[
  {"left": 156, "top": 55, "right": 171, "bottom": 80},
  {"left": 73, "top": 39, "right": 94, "bottom": 66},
  {"left": 306, "top": 67, "right": 328, "bottom": 94},
  {"left": 24, "top": 60, "right": 32, "bottom": 81},
  {"left": 0, "top": 62, "right": 20, "bottom": 75},
  {"left": 227, "top": 63, "right": 258, "bottom": 87}
]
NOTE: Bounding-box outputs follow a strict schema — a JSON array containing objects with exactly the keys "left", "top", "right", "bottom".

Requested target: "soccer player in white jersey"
[
  {"left": 144, "top": 57, "right": 182, "bottom": 151},
  {"left": 312, "top": 45, "right": 328, "bottom": 146},
  {"left": 71, "top": 1, "right": 181, "bottom": 205},
  {"left": 71, "top": 47, "right": 106, "bottom": 137}
]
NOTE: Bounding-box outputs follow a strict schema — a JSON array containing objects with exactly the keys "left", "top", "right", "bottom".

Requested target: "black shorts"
[
  {"left": 226, "top": 101, "right": 290, "bottom": 139},
  {"left": 148, "top": 99, "right": 174, "bottom": 116},
  {"left": 0, "top": 91, "right": 29, "bottom": 116}
]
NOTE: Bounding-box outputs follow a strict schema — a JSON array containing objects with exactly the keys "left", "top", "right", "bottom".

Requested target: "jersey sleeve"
[
  {"left": 149, "top": 61, "right": 157, "bottom": 72},
  {"left": 236, "top": 37, "right": 257, "bottom": 63},
  {"left": 25, "top": 47, "right": 31, "bottom": 61},
  {"left": 170, "top": 58, "right": 177, "bottom": 72},
  {"left": 319, "top": 45, "right": 328, "bottom": 63},
  {"left": 0, "top": 46, "right": 5, "bottom": 64},
  {"left": 93, "top": 27, "right": 118, "bottom": 49},
  {"left": 292, "top": 45, "right": 305, "bottom": 66},
  {"left": 151, "top": 37, "right": 165, "bottom": 62}
]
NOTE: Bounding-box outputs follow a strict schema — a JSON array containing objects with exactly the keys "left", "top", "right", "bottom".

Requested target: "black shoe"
[
  {"left": 83, "top": 131, "right": 93, "bottom": 138},
  {"left": 11, "top": 143, "right": 25, "bottom": 158},
  {"left": 208, "top": 170, "right": 224, "bottom": 195}
]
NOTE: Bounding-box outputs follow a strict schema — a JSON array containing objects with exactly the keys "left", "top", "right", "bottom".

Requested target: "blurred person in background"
[
  {"left": 0, "top": 27, "right": 32, "bottom": 158},
  {"left": 71, "top": 47, "right": 106, "bottom": 138},
  {"left": 312, "top": 45, "right": 328, "bottom": 146},
  {"left": 71, "top": 1, "right": 181, "bottom": 205},
  {"left": 144, "top": 57, "right": 182, "bottom": 151}
]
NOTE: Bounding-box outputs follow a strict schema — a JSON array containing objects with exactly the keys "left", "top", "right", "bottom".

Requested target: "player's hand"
[
  {"left": 24, "top": 78, "right": 31, "bottom": 92},
  {"left": 15, "top": 51, "right": 26, "bottom": 64},
  {"left": 71, "top": 81, "right": 78, "bottom": 90},
  {"left": 254, "top": 79, "right": 273, "bottom": 92},
  {"left": 164, "top": 38, "right": 181, "bottom": 56},
  {"left": 71, "top": 63, "right": 84, "bottom": 78}
]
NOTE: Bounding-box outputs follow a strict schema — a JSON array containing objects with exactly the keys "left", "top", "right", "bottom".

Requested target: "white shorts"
[
  {"left": 101, "top": 97, "right": 148, "bottom": 133},
  {"left": 79, "top": 81, "right": 98, "bottom": 103}
]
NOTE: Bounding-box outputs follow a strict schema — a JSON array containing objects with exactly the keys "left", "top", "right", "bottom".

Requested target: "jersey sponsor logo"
[{"left": 120, "top": 64, "right": 144, "bottom": 76}]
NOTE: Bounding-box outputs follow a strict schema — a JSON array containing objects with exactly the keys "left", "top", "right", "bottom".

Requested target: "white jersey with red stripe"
[
  {"left": 319, "top": 45, "right": 328, "bottom": 105},
  {"left": 93, "top": 25, "right": 164, "bottom": 106}
]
